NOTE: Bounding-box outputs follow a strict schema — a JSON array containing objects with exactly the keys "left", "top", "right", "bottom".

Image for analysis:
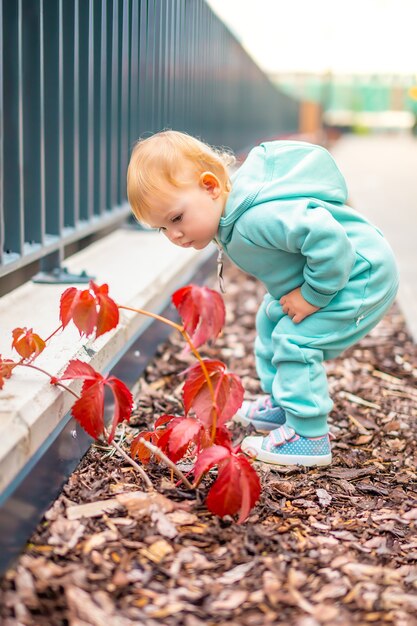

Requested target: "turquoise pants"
[{"left": 255, "top": 255, "right": 399, "bottom": 437}]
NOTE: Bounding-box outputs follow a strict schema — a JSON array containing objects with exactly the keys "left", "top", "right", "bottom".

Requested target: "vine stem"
[
  {"left": 139, "top": 437, "right": 194, "bottom": 490},
  {"left": 22, "top": 363, "right": 80, "bottom": 400},
  {"left": 44, "top": 324, "right": 63, "bottom": 344},
  {"left": 118, "top": 304, "right": 219, "bottom": 442},
  {"left": 179, "top": 327, "right": 219, "bottom": 443},
  {"left": 106, "top": 431, "right": 154, "bottom": 490},
  {"left": 118, "top": 305, "right": 182, "bottom": 332}
]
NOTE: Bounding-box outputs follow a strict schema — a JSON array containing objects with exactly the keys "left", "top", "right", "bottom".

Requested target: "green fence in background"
[{"left": 274, "top": 73, "right": 416, "bottom": 114}]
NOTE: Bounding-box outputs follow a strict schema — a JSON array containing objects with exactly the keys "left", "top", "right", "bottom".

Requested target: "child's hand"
[{"left": 280, "top": 287, "right": 320, "bottom": 324}]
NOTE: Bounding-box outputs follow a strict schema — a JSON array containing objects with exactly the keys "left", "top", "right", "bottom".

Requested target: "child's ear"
[{"left": 199, "top": 171, "right": 221, "bottom": 198}]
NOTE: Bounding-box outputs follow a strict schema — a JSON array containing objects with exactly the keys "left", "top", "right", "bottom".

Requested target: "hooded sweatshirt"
[{"left": 217, "top": 140, "right": 390, "bottom": 308}]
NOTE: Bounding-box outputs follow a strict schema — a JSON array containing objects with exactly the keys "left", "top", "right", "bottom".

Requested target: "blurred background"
[{"left": 208, "top": 0, "right": 417, "bottom": 136}]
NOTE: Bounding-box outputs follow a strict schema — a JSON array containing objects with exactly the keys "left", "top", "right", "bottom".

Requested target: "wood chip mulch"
[{"left": 1, "top": 261, "right": 417, "bottom": 626}]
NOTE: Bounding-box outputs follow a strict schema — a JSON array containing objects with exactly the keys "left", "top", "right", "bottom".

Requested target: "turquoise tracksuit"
[{"left": 217, "top": 141, "right": 399, "bottom": 437}]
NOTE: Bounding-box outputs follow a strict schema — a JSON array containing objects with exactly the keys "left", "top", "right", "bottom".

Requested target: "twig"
[
  {"left": 372, "top": 369, "right": 417, "bottom": 398},
  {"left": 139, "top": 437, "right": 194, "bottom": 490},
  {"left": 287, "top": 568, "right": 315, "bottom": 615},
  {"left": 339, "top": 390, "right": 381, "bottom": 410},
  {"left": 372, "top": 369, "right": 403, "bottom": 385},
  {"left": 109, "top": 435, "right": 154, "bottom": 490},
  {"left": 347, "top": 413, "right": 370, "bottom": 435},
  {"left": 381, "top": 389, "right": 417, "bottom": 404}
]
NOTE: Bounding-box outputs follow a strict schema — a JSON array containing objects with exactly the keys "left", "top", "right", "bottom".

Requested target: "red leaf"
[
  {"left": 71, "top": 381, "right": 105, "bottom": 439},
  {"left": 194, "top": 446, "right": 261, "bottom": 523},
  {"left": 11, "top": 327, "right": 46, "bottom": 359},
  {"left": 60, "top": 287, "right": 80, "bottom": 329},
  {"left": 154, "top": 414, "right": 177, "bottom": 429},
  {"left": 154, "top": 416, "right": 204, "bottom": 463},
  {"left": 183, "top": 360, "right": 225, "bottom": 415},
  {"left": 90, "top": 281, "right": 108, "bottom": 298},
  {"left": 106, "top": 376, "right": 133, "bottom": 442},
  {"left": 156, "top": 423, "right": 179, "bottom": 458},
  {"left": 172, "top": 285, "right": 200, "bottom": 339},
  {"left": 72, "top": 290, "right": 97, "bottom": 336},
  {"left": 198, "top": 426, "right": 214, "bottom": 450},
  {"left": 172, "top": 284, "right": 225, "bottom": 349},
  {"left": 59, "top": 359, "right": 102, "bottom": 383},
  {"left": 193, "top": 444, "right": 231, "bottom": 481},
  {"left": 58, "top": 361, "right": 131, "bottom": 442},
  {"left": 236, "top": 454, "right": 261, "bottom": 524},
  {"left": 91, "top": 281, "right": 119, "bottom": 338},
  {"left": 183, "top": 360, "right": 244, "bottom": 428},
  {"left": 0, "top": 356, "right": 15, "bottom": 389},
  {"left": 59, "top": 282, "right": 119, "bottom": 338},
  {"left": 167, "top": 417, "right": 204, "bottom": 462},
  {"left": 215, "top": 372, "right": 245, "bottom": 423},
  {"left": 213, "top": 427, "right": 233, "bottom": 450},
  {"left": 131, "top": 430, "right": 161, "bottom": 464},
  {"left": 206, "top": 459, "right": 242, "bottom": 517}
]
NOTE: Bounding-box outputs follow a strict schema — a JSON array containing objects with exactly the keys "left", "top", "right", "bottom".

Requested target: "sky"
[{"left": 206, "top": 0, "right": 417, "bottom": 76}]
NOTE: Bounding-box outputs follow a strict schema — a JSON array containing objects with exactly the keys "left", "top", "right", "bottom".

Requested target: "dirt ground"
[{"left": 1, "top": 262, "right": 417, "bottom": 626}]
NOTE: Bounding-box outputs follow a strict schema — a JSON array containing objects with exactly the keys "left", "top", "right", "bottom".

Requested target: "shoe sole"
[
  {"left": 234, "top": 412, "right": 283, "bottom": 433},
  {"left": 241, "top": 439, "right": 332, "bottom": 466},
  {"left": 255, "top": 450, "right": 332, "bottom": 466},
  {"left": 243, "top": 449, "right": 332, "bottom": 467}
]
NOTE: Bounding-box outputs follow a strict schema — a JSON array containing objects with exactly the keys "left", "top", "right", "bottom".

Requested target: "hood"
[{"left": 218, "top": 140, "right": 348, "bottom": 243}]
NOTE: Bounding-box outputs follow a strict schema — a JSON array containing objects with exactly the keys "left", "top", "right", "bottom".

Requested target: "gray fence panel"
[
  {"left": 62, "top": 0, "right": 75, "bottom": 233},
  {"left": 3, "top": 1, "right": 22, "bottom": 265},
  {"left": 0, "top": 0, "right": 299, "bottom": 283},
  {"left": 0, "top": 1, "right": 3, "bottom": 267}
]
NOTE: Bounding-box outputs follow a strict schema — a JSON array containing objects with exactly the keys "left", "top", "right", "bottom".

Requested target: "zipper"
[
  {"left": 355, "top": 314, "right": 365, "bottom": 327},
  {"left": 355, "top": 281, "right": 399, "bottom": 326},
  {"left": 214, "top": 239, "right": 226, "bottom": 294}
]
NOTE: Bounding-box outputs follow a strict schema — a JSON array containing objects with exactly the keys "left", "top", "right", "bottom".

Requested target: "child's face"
[{"left": 147, "top": 173, "right": 226, "bottom": 250}]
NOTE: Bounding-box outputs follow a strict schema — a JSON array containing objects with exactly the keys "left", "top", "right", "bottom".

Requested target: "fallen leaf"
[
  {"left": 67, "top": 499, "right": 121, "bottom": 520},
  {"left": 83, "top": 530, "right": 118, "bottom": 555},
  {"left": 263, "top": 570, "right": 282, "bottom": 605},
  {"left": 311, "top": 581, "right": 349, "bottom": 602},
  {"left": 210, "top": 589, "right": 248, "bottom": 611},
  {"left": 116, "top": 490, "right": 175, "bottom": 516},
  {"left": 217, "top": 561, "right": 255, "bottom": 584},
  {"left": 166, "top": 510, "right": 198, "bottom": 525},
  {"left": 140, "top": 539, "right": 174, "bottom": 564},
  {"left": 47, "top": 519, "right": 86, "bottom": 555},
  {"left": 66, "top": 585, "right": 131, "bottom": 626},
  {"left": 149, "top": 603, "right": 186, "bottom": 618},
  {"left": 150, "top": 508, "right": 178, "bottom": 539},
  {"left": 316, "top": 488, "right": 332, "bottom": 507}
]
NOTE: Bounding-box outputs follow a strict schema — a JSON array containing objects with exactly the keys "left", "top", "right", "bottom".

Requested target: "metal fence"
[{"left": 0, "top": 0, "right": 299, "bottom": 284}]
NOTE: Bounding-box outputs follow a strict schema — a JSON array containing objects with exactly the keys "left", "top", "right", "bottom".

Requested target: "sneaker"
[
  {"left": 241, "top": 423, "right": 332, "bottom": 467},
  {"left": 234, "top": 395, "right": 286, "bottom": 432}
]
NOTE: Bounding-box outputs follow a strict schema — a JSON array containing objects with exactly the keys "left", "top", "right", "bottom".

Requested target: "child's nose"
[{"left": 169, "top": 228, "right": 183, "bottom": 242}]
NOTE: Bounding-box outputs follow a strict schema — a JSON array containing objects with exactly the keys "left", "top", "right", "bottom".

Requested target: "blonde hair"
[{"left": 127, "top": 130, "right": 235, "bottom": 223}]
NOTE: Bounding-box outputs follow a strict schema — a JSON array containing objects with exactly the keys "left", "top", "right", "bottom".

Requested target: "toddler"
[{"left": 127, "top": 130, "right": 399, "bottom": 467}]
